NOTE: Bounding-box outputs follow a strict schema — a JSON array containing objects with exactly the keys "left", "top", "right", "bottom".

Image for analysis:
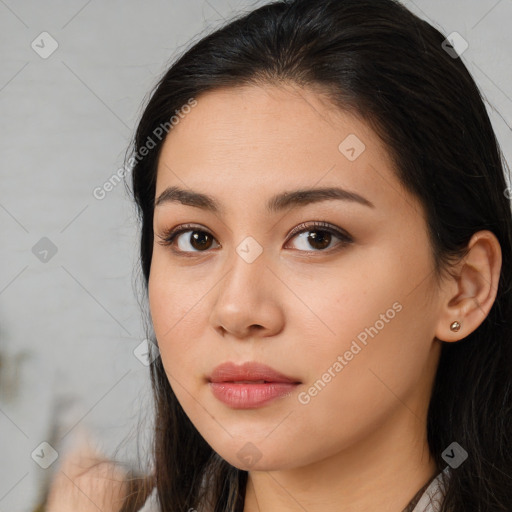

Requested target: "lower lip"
[{"left": 209, "top": 382, "right": 299, "bottom": 409}]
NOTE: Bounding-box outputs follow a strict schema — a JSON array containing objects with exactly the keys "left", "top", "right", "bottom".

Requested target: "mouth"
[{"left": 207, "top": 361, "right": 301, "bottom": 409}]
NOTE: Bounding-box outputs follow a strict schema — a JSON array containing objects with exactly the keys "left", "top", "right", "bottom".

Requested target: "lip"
[
  {"left": 207, "top": 361, "right": 301, "bottom": 409},
  {"left": 208, "top": 361, "right": 300, "bottom": 384}
]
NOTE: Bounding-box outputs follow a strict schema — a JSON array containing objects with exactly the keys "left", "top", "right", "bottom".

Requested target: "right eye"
[{"left": 156, "top": 224, "right": 220, "bottom": 255}]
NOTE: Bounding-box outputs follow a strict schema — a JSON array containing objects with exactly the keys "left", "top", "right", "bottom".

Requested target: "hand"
[{"left": 44, "top": 433, "right": 128, "bottom": 512}]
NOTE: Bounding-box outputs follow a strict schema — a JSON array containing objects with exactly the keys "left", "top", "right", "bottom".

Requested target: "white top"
[
  {"left": 411, "top": 467, "right": 451, "bottom": 512},
  {"left": 138, "top": 486, "right": 158, "bottom": 512},
  {"left": 139, "top": 467, "right": 451, "bottom": 512}
]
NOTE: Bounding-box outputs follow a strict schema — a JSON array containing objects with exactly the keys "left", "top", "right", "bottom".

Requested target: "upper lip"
[{"left": 208, "top": 361, "right": 301, "bottom": 384}]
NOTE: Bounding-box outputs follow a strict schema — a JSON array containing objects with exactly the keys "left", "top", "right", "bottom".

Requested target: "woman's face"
[{"left": 148, "top": 84, "right": 443, "bottom": 471}]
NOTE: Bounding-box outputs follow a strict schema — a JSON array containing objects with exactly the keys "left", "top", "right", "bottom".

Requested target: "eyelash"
[{"left": 156, "top": 221, "right": 353, "bottom": 256}]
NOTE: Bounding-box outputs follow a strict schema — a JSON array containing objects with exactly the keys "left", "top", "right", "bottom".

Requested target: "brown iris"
[
  {"left": 189, "top": 230, "right": 214, "bottom": 251},
  {"left": 306, "top": 230, "right": 331, "bottom": 250}
]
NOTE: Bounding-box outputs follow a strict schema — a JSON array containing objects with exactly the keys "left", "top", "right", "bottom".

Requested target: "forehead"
[
  {"left": 159, "top": 83, "right": 384, "bottom": 160},
  {"left": 155, "top": 84, "right": 409, "bottom": 215}
]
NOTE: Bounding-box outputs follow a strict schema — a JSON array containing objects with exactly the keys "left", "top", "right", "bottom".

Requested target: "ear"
[{"left": 435, "top": 230, "right": 502, "bottom": 342}]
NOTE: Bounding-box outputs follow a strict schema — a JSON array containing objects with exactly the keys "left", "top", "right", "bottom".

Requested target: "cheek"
[
  {"left": 147, "top": 261, "right": 205, "bottom": 374},
  {"left": 148, "top": 276, "right": 208, "bottom": 419},
  {"left": 284, "top": 247, "right": 400, "bottom": 356},
  {"left": 284, "top": 301, "right": 430, "bottom": 465},
  {"left": 289, "top": 244, "right": 434, "bottom": 407}
]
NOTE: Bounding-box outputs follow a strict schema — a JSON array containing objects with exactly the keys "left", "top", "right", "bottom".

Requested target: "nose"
[{"left": 208, "top": 241, "right": 285, "bottom": 340}]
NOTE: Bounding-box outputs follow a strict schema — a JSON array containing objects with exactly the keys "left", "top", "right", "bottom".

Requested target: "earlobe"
[{"left": 434, "top": 230, "right": 502, "bottom": 343}]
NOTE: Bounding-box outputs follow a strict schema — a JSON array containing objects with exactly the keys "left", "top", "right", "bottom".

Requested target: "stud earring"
[{"left": 450, "top": 321, "right": 461, "bottom": 332}]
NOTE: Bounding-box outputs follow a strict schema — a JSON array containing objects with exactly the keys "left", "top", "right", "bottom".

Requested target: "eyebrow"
[{"left": 154, "top": 185, "right": 375, "bottom": 214}]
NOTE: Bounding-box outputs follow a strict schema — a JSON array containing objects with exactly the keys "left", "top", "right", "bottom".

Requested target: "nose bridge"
[
  {"left": 209, "top": 231, "right": 284, "bottom": 337},
  {"left": 234, "top": 234, "right": 265, "bottom": 266},
  {"left": 221, "top": 233, "right": 267, "bottom": 298}
]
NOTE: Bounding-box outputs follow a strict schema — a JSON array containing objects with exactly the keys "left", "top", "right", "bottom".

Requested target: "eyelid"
[{"left": 286, "top": 221, "right": 351, "bottom": 241}]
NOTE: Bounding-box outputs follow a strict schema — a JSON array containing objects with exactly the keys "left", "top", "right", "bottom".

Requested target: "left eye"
[
  {"left": 157, "top": 221, "right": 353, "bottom": 255},
  {"left": 285, "top": 221, "right": 353, "bottom": 252}
]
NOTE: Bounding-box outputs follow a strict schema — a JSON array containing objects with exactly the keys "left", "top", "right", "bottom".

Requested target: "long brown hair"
[{"left": 120, "top": 0, "right": 512, "bottom": 510}]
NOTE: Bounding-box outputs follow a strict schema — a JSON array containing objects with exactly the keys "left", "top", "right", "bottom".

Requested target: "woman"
[{"left": 45, "top": 0, "right": 512, "bottom": 511}]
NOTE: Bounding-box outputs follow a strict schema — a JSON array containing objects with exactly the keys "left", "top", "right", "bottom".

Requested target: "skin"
[
  {"left": 148, "top": 83, "right": 502, "bottom": 512},
  {"left": 44, "top": 427, "right": 128, "bottom": 512}
]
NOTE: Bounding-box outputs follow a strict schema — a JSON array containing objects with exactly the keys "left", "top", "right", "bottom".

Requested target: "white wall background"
[{"left": 0, "top": 1, "right": 511, "bottom": 510}]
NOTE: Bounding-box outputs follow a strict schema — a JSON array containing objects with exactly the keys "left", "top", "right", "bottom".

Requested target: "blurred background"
[{"left": 1, "top": 1, "right": 511, "bottom": 510}]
